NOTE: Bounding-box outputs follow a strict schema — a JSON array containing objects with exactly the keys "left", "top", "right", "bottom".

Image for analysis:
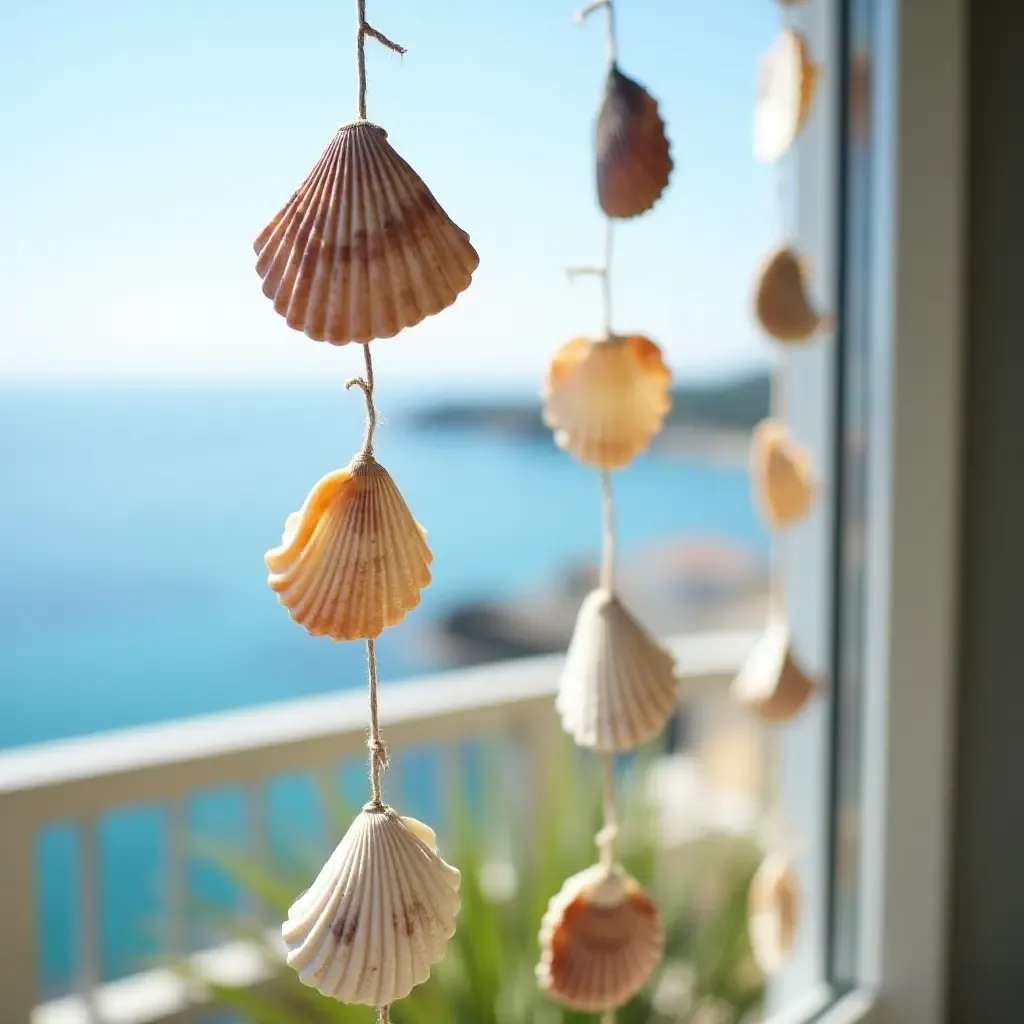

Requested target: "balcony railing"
[{"left": 0, "top": 630, "right": 759, "bottom": 1024}]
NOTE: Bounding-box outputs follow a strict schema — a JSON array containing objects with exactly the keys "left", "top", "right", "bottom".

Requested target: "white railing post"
[
  {"left": 78, "top": 818, "right": 102, "bottom": 1023},
  {"left": 0, "top": 795, "right": 38, "bottom": 1023}
]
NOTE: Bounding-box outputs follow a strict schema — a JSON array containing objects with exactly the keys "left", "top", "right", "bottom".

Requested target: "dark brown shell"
[
  {"left": 595, "top": 66, "right": 673, "bottom": 220},
  {"left": 254, "top": 120, "right": 479, "bottom": 345}
]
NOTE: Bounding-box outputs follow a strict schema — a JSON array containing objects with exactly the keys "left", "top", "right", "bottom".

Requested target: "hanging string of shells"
[
  {"left": 536, "top": 1, "right": 674, "bottom": 1016},
  {"left": 255, "top": 4, "right": 478, "bottom": 1020},
  {"left": 735, "top": 0, "right": 831, "bottom": 978}
]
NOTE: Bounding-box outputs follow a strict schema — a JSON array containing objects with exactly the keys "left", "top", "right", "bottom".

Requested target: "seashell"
[
  {"left": 254, "top": 120, "right": 479, "bottom": 345},
  {"left": 731, "top": 621, "right": 817, "bottom": 723},
  {"left": 755, "top": 30, "right": 819, "bottom": 163},
  {"left": 265, "top": 455, "right": 432, "bottom": 640},
  {"left": 595, "top": 66, "right": 673, "bottom": 220},
  {"left": 283, "top": 804, "right": 461, "bottom": 1005},
  {"left": 751, "top": 418, "right": 816, "bottom": 529},
  {"left": 748, "top": 853, "right": 800, "bottom": 975},
  {"left": 556, "top": 588, "right": 678, "bottom": 752},
  {"left": 537, "top": 863, "right": 664, "bottom": 1012},
  {"left": 543, "top": 335, "right": 672, "bottom": 470},
  {"left": 754, "top": 246, "right": 833, "bottom": 344}
]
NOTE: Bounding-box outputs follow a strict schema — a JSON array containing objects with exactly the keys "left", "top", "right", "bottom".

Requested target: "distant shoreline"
[{"left": 402, "top": 370, "right": 767, "bottom": 470}]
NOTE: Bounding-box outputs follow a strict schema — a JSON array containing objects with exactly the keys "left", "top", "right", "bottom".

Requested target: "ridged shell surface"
[
  {"left": 254, "top": 120, "right": 479, "bottom": 345},
  {"left": 283, "top": 805, "right": 461, "bottom": 1005},
  {"left": 543, "top": 335, "right": 672, "bottom": 471},
  {"left": 754, "top": 30, "right": 819, "bottom": 163},
  {"left": 596, "top": 66, "right": 673, "bottom": 220},
  {"left": 748, "top": 853, "right": 800, "bottom": 975},
  {"left": 537, "top": 863, "right": 664, "bottom": 1012},
  {"left": 754, "top": 246, "right": 832, "bottom": 344},
  {"left": 265, "top": 456, "right": 432, "bottom": 640},
  {"left": 731, "top": 621, "right": 817, "bottom": 723},
  {"left": 751, "top": 419, "right": 816, "bottom": 529},
  {"left": 556, "top": 588, "right": 678, "bottom": 752}
]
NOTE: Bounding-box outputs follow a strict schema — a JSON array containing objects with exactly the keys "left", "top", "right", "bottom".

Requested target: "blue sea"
[{"left": 0, "top": 381, "right": 766, "bottom": 997}]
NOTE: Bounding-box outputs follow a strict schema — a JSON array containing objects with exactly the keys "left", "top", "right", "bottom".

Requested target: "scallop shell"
[
  {"left": 556, "top": 588, "right": 678, "bottom": 752},
  {"left": 751, "top": 418, "right": 816, "bottom": 529},
  {"left": 731, "top": 621, "right": 817, "bottom": 723},
  {"left": 265, "top": 455, "right": 432, "bottom": 640},
  {"left": 596, "top": 66, "right": 673, "bottom": 220},
  {"left": 283, "top": 805, "right": 461, "bottom": 1005},
  {"left": 755, "top": 30, "right": 819, "bottom": 163},
  {"left": 754, "top": 246, "right": 833, "bottom": 344},
  {"left": 537, "top": 863, "right": 664, "bottom": 1012},
  {"left": 543, "top": 335, "right": 672, "bottom": 471},
  {"left": 254, "top": 120, "right": 479, "bottom": 345},
  {"left": 748, "top": 853, "right": 800, "bottom": 975}
]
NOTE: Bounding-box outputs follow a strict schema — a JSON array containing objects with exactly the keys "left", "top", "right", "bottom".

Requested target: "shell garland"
[
  {"left": 536, "top": 2, "right": 676, "bottom": 1015},
  {"left": 253, "top": 3, "right": 477, "bottom": 1014},
  {"left": 735, "top": 0, "right": 830, "bottom": 978}
]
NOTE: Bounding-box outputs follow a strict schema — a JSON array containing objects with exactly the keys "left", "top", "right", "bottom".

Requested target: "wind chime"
[
  {"left": 254, "top": 3, "right": 479, "bottom": 1020},
  {"left": 734, "top": 0, "right": 830, "bottom": 978},
  {"left": 535, "top": 1, "right": 675, "bottom": 1016}
]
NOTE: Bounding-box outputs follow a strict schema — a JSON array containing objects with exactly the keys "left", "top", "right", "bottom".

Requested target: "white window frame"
[{"left": 767, "top": 0, "right": 967, "bottom": 1021}]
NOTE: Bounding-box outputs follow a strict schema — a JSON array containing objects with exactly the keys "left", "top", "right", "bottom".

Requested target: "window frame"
[{"left": 767, "top": 0, "right": 967, "bottom": 1020}]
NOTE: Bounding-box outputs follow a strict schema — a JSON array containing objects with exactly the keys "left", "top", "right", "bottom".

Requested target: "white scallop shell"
[
  {"left": 754, "top": 246, "right": 833, "bottom": 344},
  {"left": 265, "top": 455, "right": 432, "bottom": 641},
  {"left": 542, "top": 335, "right": 672, "bottom": 471},
  {"left": 537, "top": 863, "right": 664, "bottom": 1012},
  {"left": 748, "top": 853, "right": 800, "bottom": 975},
  {"left": 283, "top": 805, "right": 461, "bottom": 1006},
  {"left": 255, "top": 119, "right": 479, "bottom": 345},
  {"left": 755, "top": 30, "right": 819, "bottom": 163},
  {"left": 556, "top": 588, "right": 678, "bottom": 752},
  {"left": 731, "top": 621, "right": 817, "bottom": 723},
  {"left": 751, "top": 418, "right": 817, "bottom": 530}
]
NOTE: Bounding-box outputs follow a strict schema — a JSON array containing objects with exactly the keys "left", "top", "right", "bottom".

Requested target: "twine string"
[
  {"left": 345, "top": 343, "right": 378, "bottom": 458},
  {"left": 366, "top": 637, "right": 389, "bottom": 806},
  {"left": 566, "top": 220, "right": 615, "bottom": 339},
  {"left": 599, "top": 470, "right": 616, "bottom": 591},
  {"left": 356, "top": 0, "right": 407, "bottom": 121},
  {"left": 596, "top": 753, "right": 619, "bottom": 869},
  {"left": 377, "top": 1005, "right": 390, "bottom": 1024},
  {"left": 575, "top": 0, "right": 617, "bottom": 67}
]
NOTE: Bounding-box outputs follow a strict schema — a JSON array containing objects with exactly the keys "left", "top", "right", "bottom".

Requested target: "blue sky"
[{"left": 0, "top": 0, "right": 780, "bottom": 385}]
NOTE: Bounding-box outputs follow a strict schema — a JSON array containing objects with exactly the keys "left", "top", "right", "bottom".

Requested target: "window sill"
[{"left": 765, "top": 987, "right": 877, "bottom": 1024}]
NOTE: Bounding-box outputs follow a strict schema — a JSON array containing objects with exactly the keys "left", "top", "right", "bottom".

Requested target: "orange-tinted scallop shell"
[
  {"left": 537, "top": 864, "right": 664, "bottom": 1012},
  {"left": 543, "top": 335, "right": 672, "bottom": 470},
  {"left": 265, "top": 456, "right": 432, "bottom": 640},
  {"left": 754, "top": 30, "right": 819, "bottom": 163},
  {"left": 751, "top": 419, "right": 816, "bottom": 529},
  {"left": 731, "top": 621, "right": 818, "bottom": 723},
  {"left": 748, "top": 853, "right": 801, "bottom": 975}
]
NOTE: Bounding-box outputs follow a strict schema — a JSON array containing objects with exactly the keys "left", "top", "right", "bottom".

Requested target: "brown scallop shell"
[
  {"left": 754, "top": 246, "right": 833, "bottom": 344},
  {"left": 556, "top": 588, "right": 678, "bottom": 752},
  {"left": 254, "top": 120, "right": 479, "bottom": 345},
  {"left": 265, "top": 455, "right": 432, "bottom": 640},
  {"left": 542, "top": 335, "right": 672, "bottom": 470},
  {"left": 596, "top": 66, "right": 673, "bottom": 220},
  {"left": 731, "top": 621, "right": 818, "bottom": 723},
  {"left": 748, "top": 853, "right": 800, "bottom": 975},
  {"left": 754, "top": 30, "right": 819, "bottom": 163},
  {"left": 751, "top": 419, "right": 816, "bottom": 529},
  {"left": 537, "top": 864, "right": 664, "bottom": 1012}
]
